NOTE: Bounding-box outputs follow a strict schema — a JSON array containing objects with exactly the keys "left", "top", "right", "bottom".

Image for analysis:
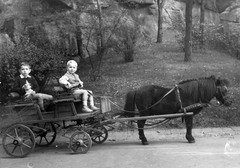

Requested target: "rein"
[{"left": 115, "top": 78, "right": 224, "bottom": 115}]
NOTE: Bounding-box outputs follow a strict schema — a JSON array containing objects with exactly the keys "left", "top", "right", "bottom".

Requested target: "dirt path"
[{"left": 1, "top": 127, "right": 240, "bottom": 168}]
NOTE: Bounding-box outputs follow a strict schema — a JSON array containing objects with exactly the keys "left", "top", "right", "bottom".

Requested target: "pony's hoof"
[
  {"left": 142, "top": 141, "right": 149, "bottom": 145},
  {"left": 187, "top": 139, "right": 195, "bottom": 143},
  {"left": 186, "top": 135, "right": 195, "bottom": 143}
]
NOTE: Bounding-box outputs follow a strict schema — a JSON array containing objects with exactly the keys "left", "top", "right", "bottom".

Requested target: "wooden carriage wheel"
[
  {"left": 31, "top": 122, "right": 57, "bottom": 147},
  {"left": 69, "top": 131, "right": 92, "bottom": 154},
  {"left": 90, "top": 125, "right": 108, "bottom": 144},
  {"left": 2, "top": 124, "right": 36, "bottom": 158}
]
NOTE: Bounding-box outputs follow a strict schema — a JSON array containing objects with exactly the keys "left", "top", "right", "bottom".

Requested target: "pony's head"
[
  {"left": 179, "top": 75, "right": 231, "bottom": 106},
  {"left": 214, "top": 77, "right": 231, "bottom": 106}
]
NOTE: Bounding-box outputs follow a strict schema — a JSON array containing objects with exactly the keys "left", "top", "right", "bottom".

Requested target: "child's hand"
[
  {"left": 66, "top": 82, "right": 72, "bottom": 88},
  {"left": 79, "top": 81, "right": 83, "bottom": 88}
]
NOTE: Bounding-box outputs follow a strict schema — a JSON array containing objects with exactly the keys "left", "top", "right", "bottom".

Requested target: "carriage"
[
  {"left": 1, "top": 75, "right": 231, "bottom": 158},
  {"left": 1, "top": 90, "right": 112, "bottom": 158}
]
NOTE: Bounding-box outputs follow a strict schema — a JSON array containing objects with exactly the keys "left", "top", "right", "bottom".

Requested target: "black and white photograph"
[{"left": 0, "top": 0, "right": 240, "bottom": 168}]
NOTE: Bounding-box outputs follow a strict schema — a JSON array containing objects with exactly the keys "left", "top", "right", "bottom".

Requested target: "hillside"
[
  {"left": 79, "top": 41, "right": 240, "bottom": 128},
  {"left": 0, "top": 40, "right": 239, "bottom": 129}
]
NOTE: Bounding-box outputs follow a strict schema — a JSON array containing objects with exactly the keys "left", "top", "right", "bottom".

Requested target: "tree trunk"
[
  {"left": 76, "top": 26, "right": 84, "bottom": 59},
  {"left": 156, "top": 0, "right": 163, "bottom": 43},
  {"left": 184, "top": 0, "right": 194, "bottom": 62},
  {"left": 200, "top": 0, "right": 205, "bottom": 48},
  {"left": 97, "top": 0, "right": 104, "bottom": 53}
]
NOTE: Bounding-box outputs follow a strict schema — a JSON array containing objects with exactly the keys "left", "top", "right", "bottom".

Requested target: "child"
[
  {"left": 59, "top": 60, "right": 99, "bottom": 113},
  {"left": 12, "top": 62, "right": 53, "bottom": 112}
]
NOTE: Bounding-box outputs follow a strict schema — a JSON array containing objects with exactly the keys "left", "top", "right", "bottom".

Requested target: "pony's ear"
[{"left": 215, "top": 77, "right": 221, "bottom": 86}]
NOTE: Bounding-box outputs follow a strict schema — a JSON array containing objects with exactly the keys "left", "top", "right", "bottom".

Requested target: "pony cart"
[
  {"left": 1, "top": 92, "right": 110, "bottom": 158},
  {"left": 1, "top": 75, "right": 231, "bottom": 157}
]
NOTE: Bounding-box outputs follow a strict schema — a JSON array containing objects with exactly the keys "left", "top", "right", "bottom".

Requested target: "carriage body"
[{"left": 1, "top": 91, "right": 111, "bottom": 158}]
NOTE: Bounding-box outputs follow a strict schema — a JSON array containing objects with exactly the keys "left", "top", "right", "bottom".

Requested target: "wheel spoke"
[
  {"left": 83, "top": 139, "right": 89, "bottom": 143},
  {"left": 19, "top": 146, "right": 24, "bottom": 155},
  {"left": 80, "top": 146, "right": 84, "bottom": 151},
  {"left": 11, "top": 145, "right": 18, "bottom": 154},
  {"left": 82, "top": 144, "right": 88, "bottom": 148},
  {"left": 38, "top": 137, "right": 43, "bottom": 144},
  {"left": 35, "top": 133, "right": 41, "bottom": 138},
  {"left": 5, "top": 142, "right": 14, "bottom": 146},
  {"left": 22, "top": 142, "right": 32, "bottom": 149},
  {"left": 14, "top": 128, "right": 19, "bottom": 137},
  {"left": 23, "top": 135, "right": 32, "bottom": 141},
  {"left": 43, "top": 137, "right": 49, "bottom": 144},
  {"left": 6, "top": 134, "right": 15, "bottom": 140}
]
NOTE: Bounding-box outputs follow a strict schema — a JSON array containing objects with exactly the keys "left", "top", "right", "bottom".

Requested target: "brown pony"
[{"left": 123, "top": 75, "right": 231, "bottom": 145}]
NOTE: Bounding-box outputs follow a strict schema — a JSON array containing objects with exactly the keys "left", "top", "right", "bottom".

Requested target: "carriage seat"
[
  {"left": 52, "top": 85, "right": 82, "bottom": 103},
  {"left": 7, "top": 92, "right": 33, "bottom": 104}
]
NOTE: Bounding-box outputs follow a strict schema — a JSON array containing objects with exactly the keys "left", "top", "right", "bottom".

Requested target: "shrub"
[
  {"left": 206, "top": 24, "right": 240, "bottom": 58},
  {"left": 112, "top": 19, "right": 140, "bottom": 62},
  {"left": 0, "top": 38, "right": 66, "bottom": 103},
  {"left": 172, "top": 18, "right": 240, "bottom": 56}
]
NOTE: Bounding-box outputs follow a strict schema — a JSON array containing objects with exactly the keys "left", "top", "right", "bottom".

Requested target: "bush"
[
  {"left": 0, "top": 39, "right": 66, "bottom": 103},
  {"left": 206, "top": 24, "right": 240, "bottom": 58},
  {"left": 112, "top": 20, "right": 140, "bottom": 62}
]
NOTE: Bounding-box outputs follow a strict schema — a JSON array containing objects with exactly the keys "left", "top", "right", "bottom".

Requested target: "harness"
[
  {"left": 175, "top": 84, "right": 205, "bottom": 122},
  {"left": 216, "top": 86, "right": 226, "bottom": 104},
  {"left": 122, "top": 79, "right": 223, "bottom": 115}
]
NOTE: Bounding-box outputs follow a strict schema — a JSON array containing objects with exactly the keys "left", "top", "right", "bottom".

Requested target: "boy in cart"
[
  {"left": 59, "top": 60, "right": 99, "bottom": 113},
  {"left": 11, "top": 62, "right": 53, "bottom": 112}
]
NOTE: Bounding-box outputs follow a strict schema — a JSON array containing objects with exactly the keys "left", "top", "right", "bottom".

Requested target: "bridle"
[{"left": 215, "top": 85, "right": 229, "bottom": 105}]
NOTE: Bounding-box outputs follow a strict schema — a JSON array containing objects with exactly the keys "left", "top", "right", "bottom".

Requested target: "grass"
[{"left": 79, "top": 41, "right": 240, "bottom": 128}]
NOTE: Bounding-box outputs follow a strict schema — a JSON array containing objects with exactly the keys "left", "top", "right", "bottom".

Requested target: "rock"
[
  {"left": 0, "top": 0, "right": 240, "bottom": 52},
  {"left": 220, "top": 5, "right": 240, "bottom": 22}
]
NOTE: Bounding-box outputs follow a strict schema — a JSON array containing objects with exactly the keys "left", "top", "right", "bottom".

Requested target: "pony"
[{"left": 123, "top": 75, "right": 231, "bottom": 145}]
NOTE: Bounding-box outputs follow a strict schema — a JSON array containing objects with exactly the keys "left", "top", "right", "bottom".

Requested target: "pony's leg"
[
  {"left": 137, "top": 119, "right": 148, "bottom": 145},
  {"left": 185, "top": 115, "right": 195, "bottom": 143}
]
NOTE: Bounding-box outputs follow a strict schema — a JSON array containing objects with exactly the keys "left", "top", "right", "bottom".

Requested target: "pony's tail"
[{"left": 122, "top": 90, "right": 136, "bottom": 117}]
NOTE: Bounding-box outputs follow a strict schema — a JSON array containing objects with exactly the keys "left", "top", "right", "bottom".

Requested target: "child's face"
[
  {"left": 19, "top": 65, "right": 31, "bottom": 77},
  {"left": 67, "top": 63, "right": 77, "bottom": 74}
]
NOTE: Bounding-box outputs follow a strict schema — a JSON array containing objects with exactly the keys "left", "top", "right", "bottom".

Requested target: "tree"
[
  {"left": 184, "top": 0, "right": 194, "bottom": 62},
  {"left": 199, "top": 0, "right": 205, "bottom": 48},
  {"left": 156, "top": 0, "right": 166, "bottom": 43},
  {"left": 82, "top": 1, "right": 125, "bottom": 80}
]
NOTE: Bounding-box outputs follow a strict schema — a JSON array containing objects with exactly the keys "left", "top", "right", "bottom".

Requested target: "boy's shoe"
[
  {"left": 82, "top": 106, "right": 93, "bottom": 113},
  {"left": 90, "top": 106, "right": 100, "bottom": 111}
]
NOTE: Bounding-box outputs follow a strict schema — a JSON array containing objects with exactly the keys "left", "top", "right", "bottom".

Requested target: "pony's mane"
[
  {"left": 178, "top": 75, "right": 216, "bottom": 85},
  {"left": 178, "top": 78, "right": 198, "bottom": 85},
  {"left": 178, "top": 75, "right": 217, "bottom": 103}
]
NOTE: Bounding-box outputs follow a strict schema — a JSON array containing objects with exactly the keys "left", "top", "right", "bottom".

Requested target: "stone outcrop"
[{"left": 0, "top": 0, "right": 239, "bottom": 53}]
